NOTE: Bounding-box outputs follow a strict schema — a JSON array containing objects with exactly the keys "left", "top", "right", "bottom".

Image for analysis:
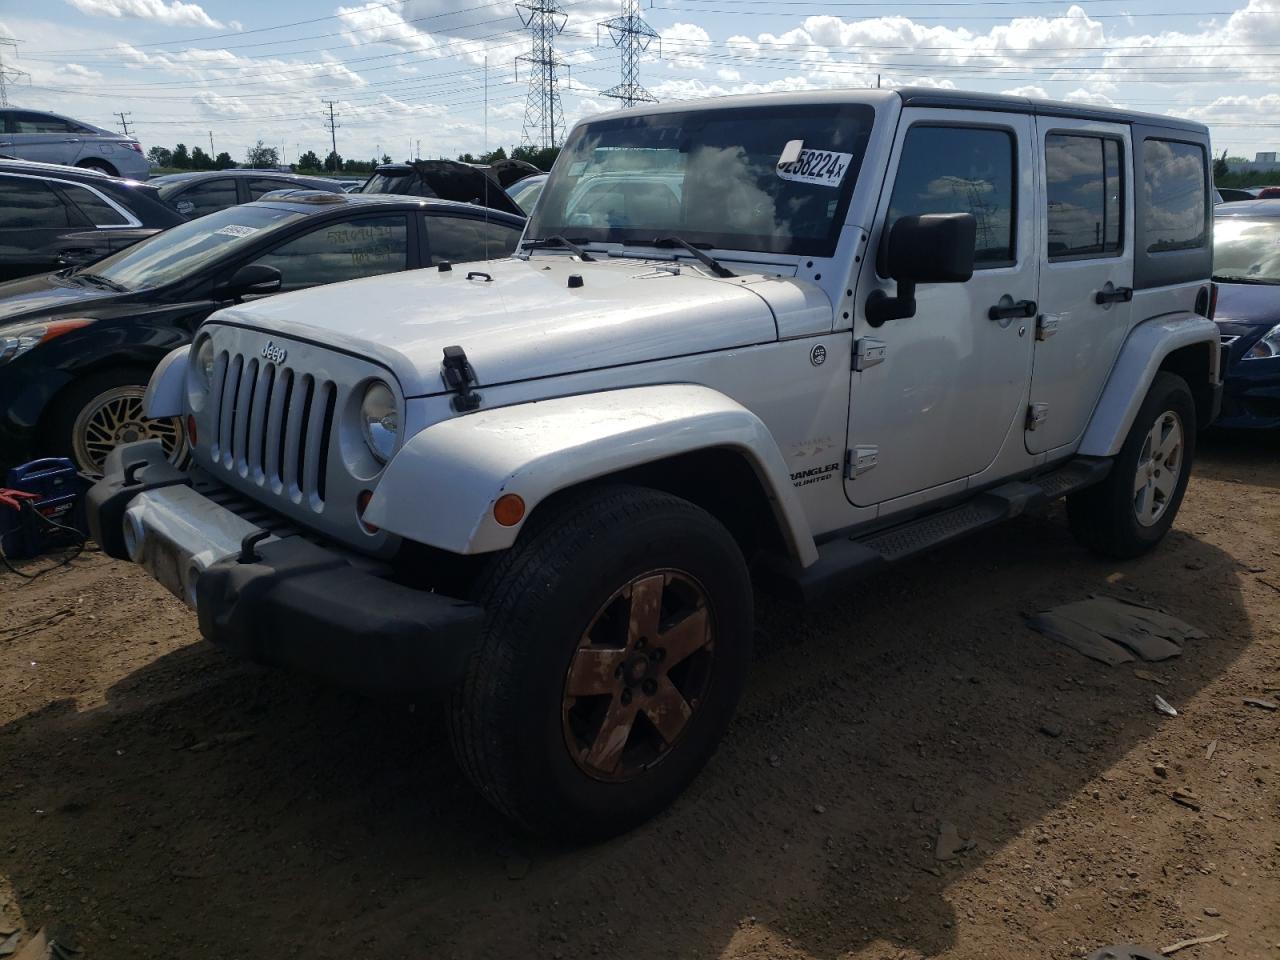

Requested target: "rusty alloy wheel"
[{"left": 562, "top": 569, "right": 715, "bottom": 782}]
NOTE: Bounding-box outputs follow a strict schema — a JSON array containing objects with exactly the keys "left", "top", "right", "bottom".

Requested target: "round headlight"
[
  {"left": 360, "top": 381, "right": 399, "bottom": 464},
  {"left": 195, "top": 338, "right": 216, "bottom": 389}
]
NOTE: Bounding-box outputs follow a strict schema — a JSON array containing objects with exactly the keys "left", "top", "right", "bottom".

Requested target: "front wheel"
[
  {"left": 1067, "top": 371, "right": 1197, "bottom": 559},
  {"left": 447, "top": 485, "right": 753, "bottom": 839},
  {"left": 46, "top": 369, "right": 186, "bottom": 476}
]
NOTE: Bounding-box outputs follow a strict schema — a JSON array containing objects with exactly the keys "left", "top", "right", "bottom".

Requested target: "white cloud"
[{"left": 64, "top": 0, "right": 223, "bottom": 29}]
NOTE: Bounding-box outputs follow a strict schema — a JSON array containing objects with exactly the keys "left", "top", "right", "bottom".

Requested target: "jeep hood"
[{"left": 210, "top": 257, "right": 802, "bottom": 397}]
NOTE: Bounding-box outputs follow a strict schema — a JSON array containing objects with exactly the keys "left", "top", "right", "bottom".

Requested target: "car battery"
[{"left": 0, "top": 458, "right": 90, "bottom": 561}]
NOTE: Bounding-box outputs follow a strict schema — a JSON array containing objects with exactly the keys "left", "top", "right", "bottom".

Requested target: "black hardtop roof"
[{"left": 894, "top": 87, "right": 1208, "bottom": 135}]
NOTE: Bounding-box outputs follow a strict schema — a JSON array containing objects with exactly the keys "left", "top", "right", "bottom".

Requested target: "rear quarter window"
[{"left": 1143, "top": 140, "right": 1207, "bottom": 253}]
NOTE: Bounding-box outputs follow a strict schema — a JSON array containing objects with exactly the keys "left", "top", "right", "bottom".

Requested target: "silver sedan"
[{"left": 0, "top": 107, "right": 150, "bottom": 180}]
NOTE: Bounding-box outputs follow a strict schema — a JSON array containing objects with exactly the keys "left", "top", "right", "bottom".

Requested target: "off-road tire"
[
  {"left": 1067, "top": 371, "right": 1196, "bottom": 559},
  {"left": 447, "top": 484, "right": 753, "bottom": 840}
]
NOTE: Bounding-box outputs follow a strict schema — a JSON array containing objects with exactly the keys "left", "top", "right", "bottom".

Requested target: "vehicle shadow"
[
  {"left": 1195, "top": 427, "right": 1280, "bottom": 489},
  {"left": 0, "top": 508, "right": 1255, "bottom": 960}
]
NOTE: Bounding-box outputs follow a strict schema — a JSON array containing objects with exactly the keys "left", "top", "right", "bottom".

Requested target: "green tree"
[
  {"left": 146, "top": 145, "right": 172, "bottom": 167},
  {"left": 190, "top": 146, "right": 215, "bottom": 170},
  {"left": 246, "top": 139, "right": 280, "bottom": 168},
  {"left": 296, "top": 149, "right": 322, "bottom": 171},
  {"left": 380, "top": 153, "right": 391, "bottom": 164},
  {"left": 510, "top": 144, "right": 558, "bottom": 170},
  {"left": 1214, "top": 149, "right": 1229, "bottom": 181},
  {"left": 171, "top": 143, "right": 191, "bottom": 169},
  {"left": 214, "top": 151, "right": 235, "bottom": 170},
  {"left": 324, "top": 150, "right": 343, "bottom": 172}
]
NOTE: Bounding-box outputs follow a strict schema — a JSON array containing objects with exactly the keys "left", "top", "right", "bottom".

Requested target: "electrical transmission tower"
[
  {"left": 516, "top": 0, "right": 567, "bottom": 149},
  {"left": 0, "top": 37, "right": 30, "bottom": 109},
  {"left": 600, "top": 0, "right": 659, "bottom": 107},
  {"left": 321, "top": 100, "right": 341, "bottom": 159}
]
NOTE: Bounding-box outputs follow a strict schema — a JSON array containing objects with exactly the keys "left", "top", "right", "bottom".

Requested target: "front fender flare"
[
  {"left": 144, "top": 345, "right": 190, "bottom": 418},
  {"left": 1078, "top": 314, "right": 1220, "bottom": 457},
  {"left": 363, "top": 384, "right": 819, "bottom": 565}
]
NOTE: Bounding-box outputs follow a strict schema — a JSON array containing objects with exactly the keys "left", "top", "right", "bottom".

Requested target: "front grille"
[{"left": 209, "top": 350, "right": 338, "bottom": 511}]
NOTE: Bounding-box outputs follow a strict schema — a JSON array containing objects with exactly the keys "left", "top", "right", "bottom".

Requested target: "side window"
[
  {"left": 247, "top": 178, "right": 289, "bottom": 200},
  {"left": 62, "top": 184, "right": 129, "bottom": 227},
  {"left": 1143, "top": 139, "right": 1207, "bottom": 253},
  {"left": 1045, "top": 134, "right": 1124, "bottom": 259},
  {"left": 887, "top": 126, "right": 1016, "bottom": 267},
  {"left": 174, "top": 179, "right": 238, "bottom": 219},
  {"left": 252, "top": 215, "right": 409, "bottom": 291},
  {"left": 10, "top": 112, "right": 73, "bottom": 134},
  {"left": 428, "top": 216, "right": 523, "bottom": 265},
  {"left": 0, "top": 177, "right": 71, "bottom": 228}
]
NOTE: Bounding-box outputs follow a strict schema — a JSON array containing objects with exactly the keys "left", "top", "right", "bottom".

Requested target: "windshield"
[
  {"left": 362, "top": 171, "right": 417, "bottom": 196},
  {"left": 1213, "top": 217, "right": 1280, "bottom": 283},
  {"left": 509, "top": 176, "right": 546, "bottom": 213},
  {"left": 527, "top": 103, "right": 874, "bottom": 258},
  {"left": 85, "top": 205, "right": 307, "bottom": 291}
]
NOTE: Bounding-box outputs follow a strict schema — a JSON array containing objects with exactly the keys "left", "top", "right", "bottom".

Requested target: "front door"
[
  {"left": 846, "top": 110, "right": 1038, "bottom": 507},
  {"left": 1026, "top": 118, "right": 1134, "bottom": 454}
]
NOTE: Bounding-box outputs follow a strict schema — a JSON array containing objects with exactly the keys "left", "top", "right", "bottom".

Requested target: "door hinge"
[
  {"left": 845, "top": 445, "right": 879, "bottom": 479},
  {"left": 854, "top": 337, "right": 886, "bottom": 371},
  {"left": 1036, "top": 313, "right": 1062, "bottom": 341},
  {"left": 1026, "top": 402, "right": 1049, "bottom": 431}
]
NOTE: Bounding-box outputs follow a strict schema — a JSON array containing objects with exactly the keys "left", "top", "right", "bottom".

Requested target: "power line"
[
  {"left": 116, "top": 111, "right": 133, "bottom": 136},
  {"left": 600, "top": 0, "right": 660, "bottom": 107},
  {"left": 516, "top": 0, "right": 568, "bottom": 148}
]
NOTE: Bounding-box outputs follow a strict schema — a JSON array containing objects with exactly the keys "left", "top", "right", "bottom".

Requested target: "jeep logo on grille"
[{"left": 261, "top": 341, "right": 287, "bottom": 365}]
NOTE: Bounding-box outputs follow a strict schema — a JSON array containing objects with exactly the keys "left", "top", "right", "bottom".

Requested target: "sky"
[{"left": 1, "top": 0, "right": 1278, "bottom": 166}]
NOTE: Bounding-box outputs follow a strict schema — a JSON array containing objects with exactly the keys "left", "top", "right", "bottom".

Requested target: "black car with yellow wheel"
[{"left": 0, "top": 189, "right": 525, "bottom": 475}]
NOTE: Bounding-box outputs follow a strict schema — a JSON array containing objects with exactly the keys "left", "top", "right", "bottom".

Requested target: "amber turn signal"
[
  {"left": 356, "top": 489, "right": 378, "bottom": 533},
  {"left": 493, "top": 493, "right": 525, "bottom": 527}
]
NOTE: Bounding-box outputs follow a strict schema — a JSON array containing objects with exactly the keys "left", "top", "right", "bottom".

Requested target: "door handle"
[
  {"left": 1095, "top": 286, "right": 1133, "bottom": 305},
  {"left": 62, "top": 138, "right": 81, "bottom": 143},
  {"left": 988, "top": 298, "right": 1037, "bottom": 322}
]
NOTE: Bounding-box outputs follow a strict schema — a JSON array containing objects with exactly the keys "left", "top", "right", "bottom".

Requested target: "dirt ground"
[{"left": 1, "top": 433, "right": 1278, "bottom": 960}]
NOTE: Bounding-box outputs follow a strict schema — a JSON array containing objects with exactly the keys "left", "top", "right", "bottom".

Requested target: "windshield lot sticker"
[
  {"left": 777, "top": 149, "right": 853, "bottom": 188},
  {"left": 214, "top": 224, "right": 259, "bottom": 238}
]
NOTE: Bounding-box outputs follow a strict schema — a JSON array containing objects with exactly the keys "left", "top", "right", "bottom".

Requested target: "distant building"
[{"left": 1226, "top": 151, "right": 1280, "bottom": 175}]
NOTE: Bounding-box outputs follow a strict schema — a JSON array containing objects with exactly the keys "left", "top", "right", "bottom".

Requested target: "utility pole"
[
  {"left": 0, "top": 37, "right": 30, "bottom": 109},
  {"left": 599, "top": 0, "right": 659, "bottom": 108},
  {"left": 321, "top": 99, "right": 340, "bottom": 161},
  {"left": 115, "top": 112, "right": 133, "bottom": 137},
  {"left": 516, "top": 0, "right": 568, "bottom": 149},
  {"left": 208, "top": 130, "right": 215, "bottom": 155}
]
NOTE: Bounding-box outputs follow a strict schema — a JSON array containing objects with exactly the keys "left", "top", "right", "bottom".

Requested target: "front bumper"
[{"left": 87, "top": 440, "right": 484, "bottom": 694}]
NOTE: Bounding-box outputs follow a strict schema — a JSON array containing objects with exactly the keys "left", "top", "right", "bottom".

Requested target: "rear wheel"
[
  {"left": 46, "top": 369, "right": 185, "bottom": 476},
  {"left": 447, "top": 485, "right": 753, "bottom": 839},
  {"left": 76, "top": 158, "right": 118, "bottom": 177},
  {"left": 1067, "top": 371, "right": 1196, "bottom": 558}
]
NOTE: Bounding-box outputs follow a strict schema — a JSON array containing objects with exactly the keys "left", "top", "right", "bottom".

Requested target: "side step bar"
[{"left": 766, "top": 457, "right": 1112, "bottom": 604}]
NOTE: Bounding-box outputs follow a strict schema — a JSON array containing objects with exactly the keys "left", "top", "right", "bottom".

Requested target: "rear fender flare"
[{"left": 1078, "top": 314, "right": 1220, "bottom": 457}]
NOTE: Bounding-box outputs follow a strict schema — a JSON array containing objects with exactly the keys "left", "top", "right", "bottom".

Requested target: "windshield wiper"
[
  {"left": 637, "top": 236, "right": 735, "bottom": 278},
  {"left": 520, "top": 235, "right": 596, "bottom": 261},
  {"left": 1212, "top": 274, "right": 1280, "bottom": 286},
  {"left": 74, "top": 273, "right": 128, "bottom": 292}
]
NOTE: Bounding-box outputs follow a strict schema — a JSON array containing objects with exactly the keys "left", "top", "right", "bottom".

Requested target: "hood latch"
[{"left": 442, "top": 345, "right": 482, "bottom": 412}]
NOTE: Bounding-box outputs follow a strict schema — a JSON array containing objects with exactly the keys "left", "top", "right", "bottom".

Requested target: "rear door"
[
  {"left": 171, "top": 178, "right": 238, "bottom": 219},
  {"left": 846, "top": 110, "right": 1038, "bottom": 507},
  {"left": 0, "top": 174, "right": 78, "bottom": 280},
  {"left": 8, "top": 111, "right": 83, "bottom": 166},
  {"left": 1027, "top": 118, "right": 1133, "bottom": 453}
]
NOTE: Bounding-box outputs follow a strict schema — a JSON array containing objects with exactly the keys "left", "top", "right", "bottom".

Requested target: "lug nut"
[{"left": 642, "top": 679, "right": 657, "bottom": 696}]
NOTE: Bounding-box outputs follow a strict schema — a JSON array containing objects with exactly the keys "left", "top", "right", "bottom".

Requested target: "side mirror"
[
  {"left": 217, "top": 263, "right": 282, "bottom": 301},
  {"left": 866, "top": 213, "right": 977, "bottom": 327}
]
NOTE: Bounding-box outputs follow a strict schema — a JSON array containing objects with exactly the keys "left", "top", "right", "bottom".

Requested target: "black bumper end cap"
[
  {"left": 196, "top": 536, "right": 485, "bottom": 695},
  {"left": 86, "top": 440, "right": 190, "bottom": 559}
]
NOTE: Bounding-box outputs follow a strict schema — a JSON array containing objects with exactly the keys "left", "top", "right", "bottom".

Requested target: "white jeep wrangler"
[{"left": 89, "top": 89, "right": 1222, "bottom": 838}]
